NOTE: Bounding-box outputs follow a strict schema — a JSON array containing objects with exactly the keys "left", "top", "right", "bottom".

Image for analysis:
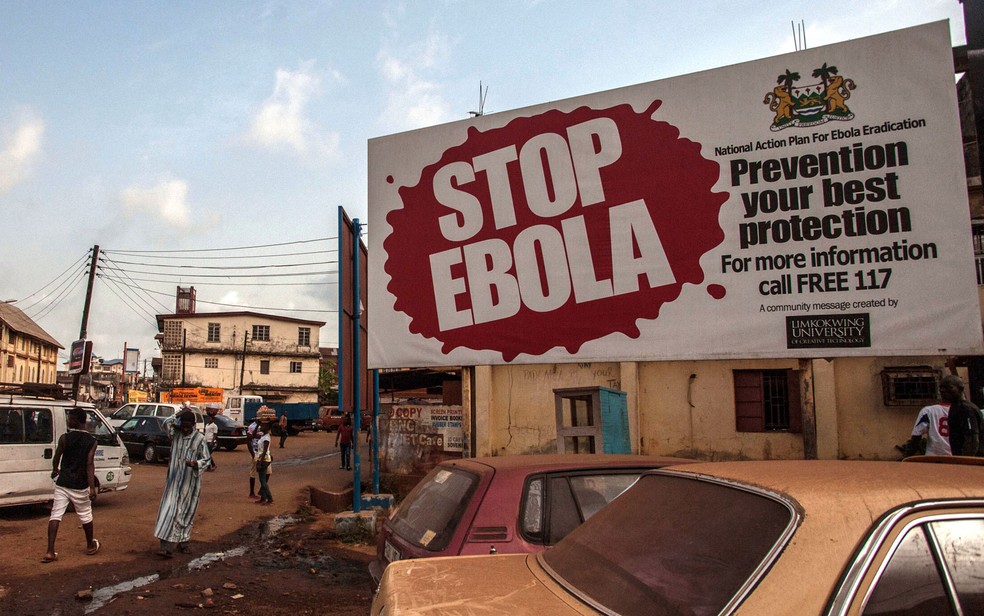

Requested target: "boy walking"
[{"left": 43, "top": 407, "right": 100, "bottom": 563}]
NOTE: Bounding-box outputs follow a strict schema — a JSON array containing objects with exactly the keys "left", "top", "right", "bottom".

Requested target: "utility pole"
[
  {"left": 72, "top": 245, "right": 100, "bottom": 400},
  {"left": 239, "top": 331, "right": 249, "bottom": 394}
]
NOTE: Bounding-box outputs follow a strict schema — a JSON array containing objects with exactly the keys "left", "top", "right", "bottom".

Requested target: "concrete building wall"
[
  {"left": 160, "top": 313, "right": 322, "bottom": 404},
  {"left": 468, "top": 355, "right": 955, "bottom": 462}
]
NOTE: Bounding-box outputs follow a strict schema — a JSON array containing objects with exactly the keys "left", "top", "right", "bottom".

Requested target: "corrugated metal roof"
[{"left": 0, "top": 302, "right": 64, "bottom": 349}]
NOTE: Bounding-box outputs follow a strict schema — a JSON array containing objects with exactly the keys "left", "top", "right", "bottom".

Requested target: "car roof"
[
  {"left": 642, "top": 459, "right": 984, "bottom": 614},
  {"left": 438, "top": 453, "right": 692, "bottom": 475},
  {"left": 651, "top": 459, "right": 984, "bottom": 505}
]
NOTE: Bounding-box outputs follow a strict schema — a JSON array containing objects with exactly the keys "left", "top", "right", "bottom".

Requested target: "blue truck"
[{"left": 243, "top": 401, "right": 319, "bottom": 435}]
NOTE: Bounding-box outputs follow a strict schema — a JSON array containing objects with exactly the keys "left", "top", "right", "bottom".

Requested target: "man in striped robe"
[{"left": 154, "top": 410, "right": 211, "bottom": 558}]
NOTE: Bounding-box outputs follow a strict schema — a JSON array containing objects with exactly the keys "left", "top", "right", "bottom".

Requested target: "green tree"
[{"left": 319, "top": 361, "right": 338, "bottom": 405}]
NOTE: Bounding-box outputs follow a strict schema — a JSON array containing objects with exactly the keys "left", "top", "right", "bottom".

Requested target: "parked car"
[
  {"left": 372, "top": 458, "right": 984, "bottom": 615},
  {"left": 117, "top": 416, "right": 174, "bottom": 463},
  {"left": 117, "top": 410, "right": 205, "bottom": 463},
  {"left": 106, "top": 402, "right": 203, "bottom": 430},
  {"left": 211, "top": 414, "right": 247, "bottom": 450},
  {"left": 368, "top": 453, "right": 689, "bottom": 583}
]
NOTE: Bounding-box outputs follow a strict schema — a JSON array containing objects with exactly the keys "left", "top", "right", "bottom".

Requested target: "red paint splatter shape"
[{"left": 384, "top": 100, "right": 728, "bottom": 361}]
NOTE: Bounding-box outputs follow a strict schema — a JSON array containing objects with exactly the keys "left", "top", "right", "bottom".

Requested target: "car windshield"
[
  {"left": 71, "top": 409, "right": 121, "bottom": 446},
  {"left": 388, "top": 465, "right": 480, "bottom": 552},
  {"left": 540, "top": 472, "right": 794, "bottom": 616}
]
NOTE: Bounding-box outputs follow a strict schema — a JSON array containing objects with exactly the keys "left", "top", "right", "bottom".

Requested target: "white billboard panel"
[{"left": 369, "top": 22, "right": 983, "bottom": 368}]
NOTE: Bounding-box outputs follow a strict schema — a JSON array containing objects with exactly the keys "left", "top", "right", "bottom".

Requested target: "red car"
[{"left": 369, "top": 453, "right": 688, "bottom": 583}]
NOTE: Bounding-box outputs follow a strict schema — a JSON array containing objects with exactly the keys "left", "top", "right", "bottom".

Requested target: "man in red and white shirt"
[{"left": 904, "top": 402, "right": 951, "bottom": 457}]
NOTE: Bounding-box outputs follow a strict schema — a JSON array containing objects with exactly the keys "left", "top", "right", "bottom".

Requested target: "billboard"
[
  {"left": 368, "top": 22, "right": 983, "bottom": 368},
  {"left": 124, "top": 348, "right": 140, "bottom": 374}
]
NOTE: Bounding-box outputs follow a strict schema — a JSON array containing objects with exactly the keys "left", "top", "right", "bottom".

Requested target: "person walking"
[
  {"left": 154, "top": 410, "right": 212, "bottom": 558},
  {"left": 42, "top": 407, "right": 100, "bottom": 563},
  {"left": 335, "top": 413, "right": 354, "bottom": 470},
  {"left": 255, "top": 411, "right": 274, "bottom": 505},
  {"left": 942, "top": 374, "right": 982, "bottom": 456},
  {"left": 277, "top": 412, "right": 288, "bottom": 449},
  {"left": 246, "top": 415, "right": 264, "bottom": 499},
  {"left": 203, "top": 414, "right": 218, "bottom": 471}
]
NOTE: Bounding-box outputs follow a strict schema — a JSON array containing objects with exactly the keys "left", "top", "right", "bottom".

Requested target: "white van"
[
  {"left": 223, "top": 395, "right": 262, "bottom": 425},
  {"left": 0, "top": 384, "right": 131, "bottom": 508}
]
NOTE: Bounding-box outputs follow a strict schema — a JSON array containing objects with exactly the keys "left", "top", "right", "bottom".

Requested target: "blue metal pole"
[
  {"left": 372, "top": 369, "right": 380, "bottom": 494},
  {"left": 352, "top": 218, "right": 362, "bottom": 513},
  {"left": 336, "top": 206, "right": 345, "bottom": 446}
]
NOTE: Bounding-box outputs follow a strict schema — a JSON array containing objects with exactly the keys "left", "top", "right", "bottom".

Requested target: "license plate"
[{"left": 384, "top": 540, "right": 401, "bottom": 564}]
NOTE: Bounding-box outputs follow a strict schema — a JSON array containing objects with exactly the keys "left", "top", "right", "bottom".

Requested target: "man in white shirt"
[
  {"left": 903, "top": 402, "right": 951, "bottom": 457},
  {"left": 203, "top": 415, "right": 218, "bottom": 471}
]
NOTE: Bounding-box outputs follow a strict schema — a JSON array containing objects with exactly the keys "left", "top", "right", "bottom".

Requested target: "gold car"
[{"left": 372, "top": 458, "right": 984, "bottom": 615}]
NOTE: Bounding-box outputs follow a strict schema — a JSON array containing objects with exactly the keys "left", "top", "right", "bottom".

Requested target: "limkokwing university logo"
[{"left": 764, "top": 63, "right": 856, "bottom": 131}]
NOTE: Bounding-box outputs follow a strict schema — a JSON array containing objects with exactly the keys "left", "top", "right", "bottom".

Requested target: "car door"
[
  {"left": 117, "top": 417, "right": 143, "bottom": 456},
  {"left": 0, "top": 405, "right": 57, "bottom": 505}
]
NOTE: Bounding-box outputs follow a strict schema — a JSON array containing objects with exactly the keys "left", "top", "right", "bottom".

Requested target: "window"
[
  {"left": 207, "top": 323, "right": 221, "bottom": 342},
  {"left": 863, "top": 518, "right": 984, "bottom": 615},
  {"left": 290, "top": 361, "right": 302, "bottom": 373},
  {"left": 205, "top": 358, "right": 218, "bottom": 369},
  {"left": 298, "top": 327, "right": 311, "bottom": 346},
  {"left": 734, "top": 369, "right": 802, "bottom": 432},
  {"left": 260, "top": 360, "right": 270, "bottom": 375},
  {"left": 388, "top": 466, "right": 480, "bottom": 552},
  {"left": 252, "top": 325, "right": 270, "bottom": 342},
  {"left": 881, "top": 367, "right": 941, "bottom": 406},
  {"left": 0, "top": 409, "right": 24, "bottom": 443}
]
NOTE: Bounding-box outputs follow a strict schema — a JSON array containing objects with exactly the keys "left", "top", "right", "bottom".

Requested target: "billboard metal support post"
[{"left": 352, "top": 218, "right": 362, "bottom": 513}]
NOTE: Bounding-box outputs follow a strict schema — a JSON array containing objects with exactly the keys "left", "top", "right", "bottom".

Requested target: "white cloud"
[
  {"left": 0, "top": 109, "right": 44, "bottom": 195},
  {"left": 377, "top": 33, "right": 454, "bottom": 132},
  {"left": 247, "top": 62, "right": 340, "bottom": 160},
  {"left": 120, "top": 179, "right": 194, "bottom": 229}
]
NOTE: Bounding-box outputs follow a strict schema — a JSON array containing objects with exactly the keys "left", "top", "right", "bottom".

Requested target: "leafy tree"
[{"left": 319, "top": 361, "right": 338, "bottom": 405}]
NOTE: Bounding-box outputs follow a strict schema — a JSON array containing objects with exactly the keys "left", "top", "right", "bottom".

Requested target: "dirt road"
[{"left": 0, "top": 431, "right": 379, "bottom": 615}]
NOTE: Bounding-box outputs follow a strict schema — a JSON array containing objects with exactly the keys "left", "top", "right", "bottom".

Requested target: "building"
[
  {"left": 0, "top": 301, "right": 62, "bottom": 385},
  {"left": 156, "top": 310, "right": 326, "bottom": 404}
]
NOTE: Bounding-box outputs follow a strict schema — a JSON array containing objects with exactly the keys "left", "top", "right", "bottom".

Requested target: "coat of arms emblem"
[{"left": 764, "top": 63, "right": 856, "bottom": 131}]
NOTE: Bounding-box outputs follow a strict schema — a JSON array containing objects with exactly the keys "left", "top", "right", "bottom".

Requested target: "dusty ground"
[{"left": 0, "top": 431, "right": 381, "bottom": 615}]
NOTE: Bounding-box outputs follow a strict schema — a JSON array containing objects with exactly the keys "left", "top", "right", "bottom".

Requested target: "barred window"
[
  {"left": 734, "top": 369, "right": 802, "bottom": 432},
  {"left": 252, "top": 325, "right": 270, "bottom": 342},
  {"left": 290, "top": 361, "right": 302, "bottom": 374}
]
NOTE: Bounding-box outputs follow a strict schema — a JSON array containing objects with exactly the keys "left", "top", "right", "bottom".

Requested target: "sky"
[{"left": 0, "top": 0, "right": 968, "bottom": 371}]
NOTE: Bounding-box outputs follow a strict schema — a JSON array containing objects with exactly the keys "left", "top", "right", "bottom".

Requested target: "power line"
[
  {"left": 15, "top": 252, "right": 90, "bottom": 309},
  {"left": 29, "top": 269, "right": 88, "bottom": 322},
  {"left": 99, "top": 255, "right": 167, "bottom": 312},
  {"left": 96, "top": 274, "right": 338, "bottom": 288},
  {"left": 100, "top": 247, "right": 337, "bottom": 261},
  {"left": 102, "top": 236, "right": 337, "bottom": 254},
  {"left": 96, "top": 264, "right": 337, "bottom": 279},
  {"left": 100, "top": 275, "right": 338, "bottom": 315},
  {"left": 99, "top": 256, "right": 338, "bottom": 271}
]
